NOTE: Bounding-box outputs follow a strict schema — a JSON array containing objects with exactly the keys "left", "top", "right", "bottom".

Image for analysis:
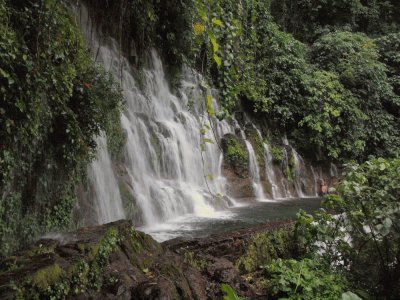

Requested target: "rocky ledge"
[{"left": 0, "top": 220, "right": 299, "bottom": 299}]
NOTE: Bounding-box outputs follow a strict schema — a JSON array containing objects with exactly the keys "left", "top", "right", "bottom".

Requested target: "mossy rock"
[
  {"left": 245, "top": 128, "right": 266, "bottom": 167},
  {"left": 0, "top": 221, "right": 163, "bottom": 299},
  {"left": 221, "top": 133, "right": 249, "bottom": 177},
  {"left": 30, "top": 264, "right": 65, "bottom": 290},
  {"left": 270, "top": 144, "right": 284, "bottom": 165},
  {"left": 236, "top": 226, "right": 297, "bottom": 274}
]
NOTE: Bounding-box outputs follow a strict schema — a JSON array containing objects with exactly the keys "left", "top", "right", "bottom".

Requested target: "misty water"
[
  {"left": 143, "top": 197, "right": 322, "bottom": 242},
  {"left": 75, "top": 4, "right": 323, "bottom": 241}
]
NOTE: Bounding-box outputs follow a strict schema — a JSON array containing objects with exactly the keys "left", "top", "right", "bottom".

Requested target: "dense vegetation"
[
  {"left": 222, "top": 158, "right": 400, "bottom": 299},
  {"left": 292, "top": 158, "right": 400, "bottom": 299},
  {"left": 0, "top": 0, "right": 399, "bottom": 298},
  {"left": 0, "top": 0, "right": 123, "bottom": 259},
  {"left": 77, "top": 0, "right": 400, "bottom": 161},
  {"left": 188, "top": 0, "right": 400, "bottom": 162}
]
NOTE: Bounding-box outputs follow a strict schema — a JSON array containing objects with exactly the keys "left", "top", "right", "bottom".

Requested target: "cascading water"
[
  {"left": 120, "top": 57, "right": 235, "bottom": 225},
  {"left": 74, "top": 3, "right": 325, "bottom": 237},
  {"left": 87, "top": 136, "right": 125, "bottom": 224},
  {"left": 263, "top": 143, "right": 285, "bottom": 199},
  {"left": 75, "top": 4, "right": 236, "bottom": 228},
  {"left": 330, "top": 163, "right": 339, "bottom": 178},
  {"left": 292, "top": 149, "right": 306, "bottom": 198},
  {"left": 310, "top": 166, "right": 319, "bottom": 197},
  {"left": 245, "top": 140, "right": 265, "bottom": 199},
  {"left": 282, "top": 148, "right": 294, "bottom": 198}
]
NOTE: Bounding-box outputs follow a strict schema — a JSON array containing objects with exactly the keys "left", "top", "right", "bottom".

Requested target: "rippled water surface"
[{"left": 142, "top": 198, "right": 322, "bottom": 242}]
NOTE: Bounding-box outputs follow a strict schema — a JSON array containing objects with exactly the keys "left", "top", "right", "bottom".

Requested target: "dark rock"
[{"left": 0, "top": 219, "right": 298, "bottom": 299}]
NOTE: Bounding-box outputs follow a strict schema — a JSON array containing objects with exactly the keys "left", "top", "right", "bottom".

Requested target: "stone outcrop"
[
  {"left": 0, "top": 219, "right": 297, "bottom": 299},
  {"left": 221, "top": 129, "right": 340, "bottom": 200}
]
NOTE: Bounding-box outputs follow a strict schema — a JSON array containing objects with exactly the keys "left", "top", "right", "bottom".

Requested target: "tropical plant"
[{"left": 296, "top": 158, "right": 400, "bottom": 298}]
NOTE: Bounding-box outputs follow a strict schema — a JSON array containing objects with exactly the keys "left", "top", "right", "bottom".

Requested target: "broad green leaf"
[
  {"left": 221, "top": 284, "right": 243, "bottom": 300},
  {"left": 213, "top": 53, "right": 222, "bottom": 67},
  {"left": 208, "top": 30, "right": 219, "bottom": 53},
  {"left": 206, "top": 95, "right": 215, "bottom": 116}
]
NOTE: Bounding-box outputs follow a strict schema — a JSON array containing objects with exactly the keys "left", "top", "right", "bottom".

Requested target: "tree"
[
  {"left": 311, "top": 31, "right": 400, "bottom": 159},
  {"left": 297, "top": 158, "right": 400, "bottom": 298}
]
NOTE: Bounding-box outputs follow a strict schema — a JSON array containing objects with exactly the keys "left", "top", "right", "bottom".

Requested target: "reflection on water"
[{"left": 141, "top": 198, "right": 321, "bottom": 242}]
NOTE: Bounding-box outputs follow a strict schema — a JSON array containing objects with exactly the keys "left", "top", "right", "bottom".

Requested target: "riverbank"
[
  {"left": 141, "top": 197, "right": 321, "bottom": 242},
  {"left": 0, "top": 219, "right": 300, "bottom": 299}
]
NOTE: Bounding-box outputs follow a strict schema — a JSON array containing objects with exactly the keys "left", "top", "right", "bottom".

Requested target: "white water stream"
[
  {"left": 87, "top": 135, "right": 125, "bottom": 224},
  {"left": 74, "top": 4, "right": 321, "bottom": 235},
  {"left": 245, "top": 140, "right": 265, "bottom": 199}
]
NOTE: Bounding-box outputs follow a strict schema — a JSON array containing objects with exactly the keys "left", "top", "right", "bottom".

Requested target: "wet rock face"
[
  {"left": 221, "top": 134, "right": 249, "bottom": 179},
  {"left": 0, "top": 220, "right": 208, "bottom": 300},
  {"left": 220, "top": 130, "right": 338, "bottom": 200},
  {"left": 0, "top": 219, "right": 297, "bottom": 299},
  {"left": 221, "top": 133, "right": 254, "bottom": 198}
]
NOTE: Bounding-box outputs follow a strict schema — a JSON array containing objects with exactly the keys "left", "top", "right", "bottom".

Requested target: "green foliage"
[
  {"left": 247, "top": 130, "right": 265, "bottom": 166},
  {"left": 297, "top": 158, "right": 400, "bottom": 298},
  {"left": 84, "top": 0, "right": 194, "bottom": 78},
  {"left": 270, "top": 145, "right": 284, "bottom": 164},
  {"left": 376, "top": 33, "right": 400, "bottom": 98},
  {"left": 252, "top": 22, "right": 310, "bottom": 125},
  {"left": 299, "top": 70, "right": 366, "bottom": 159},
  {"left": 311, "top": 31, "right": 400, "bottom": 159},
  {"left": 221, "top": 284, "right": 244, "bottom": 300},
  {"left": 224, "top": 137, "right": 248, "bottom": 173},
  {"left": 189, "top": 1, "right": 400, "bottom": 161},
  {"left": 266, "top": 258, "right": 349, "bottom": 300},
  {"left": 0, "top": 0, "right": 124, "bottom": 259},
  {"left": 184, "top": 251, "right": 209, "bottom": 271},
  {"left": 236, "top": 227, "right": 296, "bottom": 274},
  {"left": 268, "top": 0, "right": 400, "bottom": 42}
]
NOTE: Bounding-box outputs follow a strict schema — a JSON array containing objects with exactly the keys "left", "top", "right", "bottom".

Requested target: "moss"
[
  {"left": 270, "top": 145, "right": 284, "bottom": 164},
  {"left": 248, "top": 131, "right": 265, "bottom": 167},
  {"left": 2, "top": 223, "right": 163, "bottom": 299},
  {"left": 225, "top": 138, "right": 249, "bottom": 171},
  {"left": 89, "top": 228, "right": 120, "bottom": 265},
  {"left": 236, "top": 227, "right": 296, "bottom": 274},
  {"left": 184, "top": 251, "right": 209, "bottom": 271},
  {"left": 30, "top": 264, "right": 64, "bottom": 290}
]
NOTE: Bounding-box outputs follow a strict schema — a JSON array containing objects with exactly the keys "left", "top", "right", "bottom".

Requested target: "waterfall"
[
  {"left": 87, "top": 136, "right": 125, "bottom": 224},
  {"left": 120, "top": 58, "right": 235, "bottom": 225},
  {"left": 263, "top": 143, "right": 285, "bottom": 199},
  {"left": 282, "top": 148, "right": 293, "bottom": 198},
  {"left": 74, "top": 4, "right": 238, "bottom": 227},
  {"left": 73, "top": 3, "right": 326, "bottom": 231},
  {"left": 292, "top": 149, "right": 305, "bottom": 198},
  {"left": 330, "top": 163, "right": 339, "bottom": 177},
  {"left": 310, "top": 166, "right": 319, "bottom": 197},
  {"left": 245, "top": 140, "right": 265, "bottom": 199}
]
